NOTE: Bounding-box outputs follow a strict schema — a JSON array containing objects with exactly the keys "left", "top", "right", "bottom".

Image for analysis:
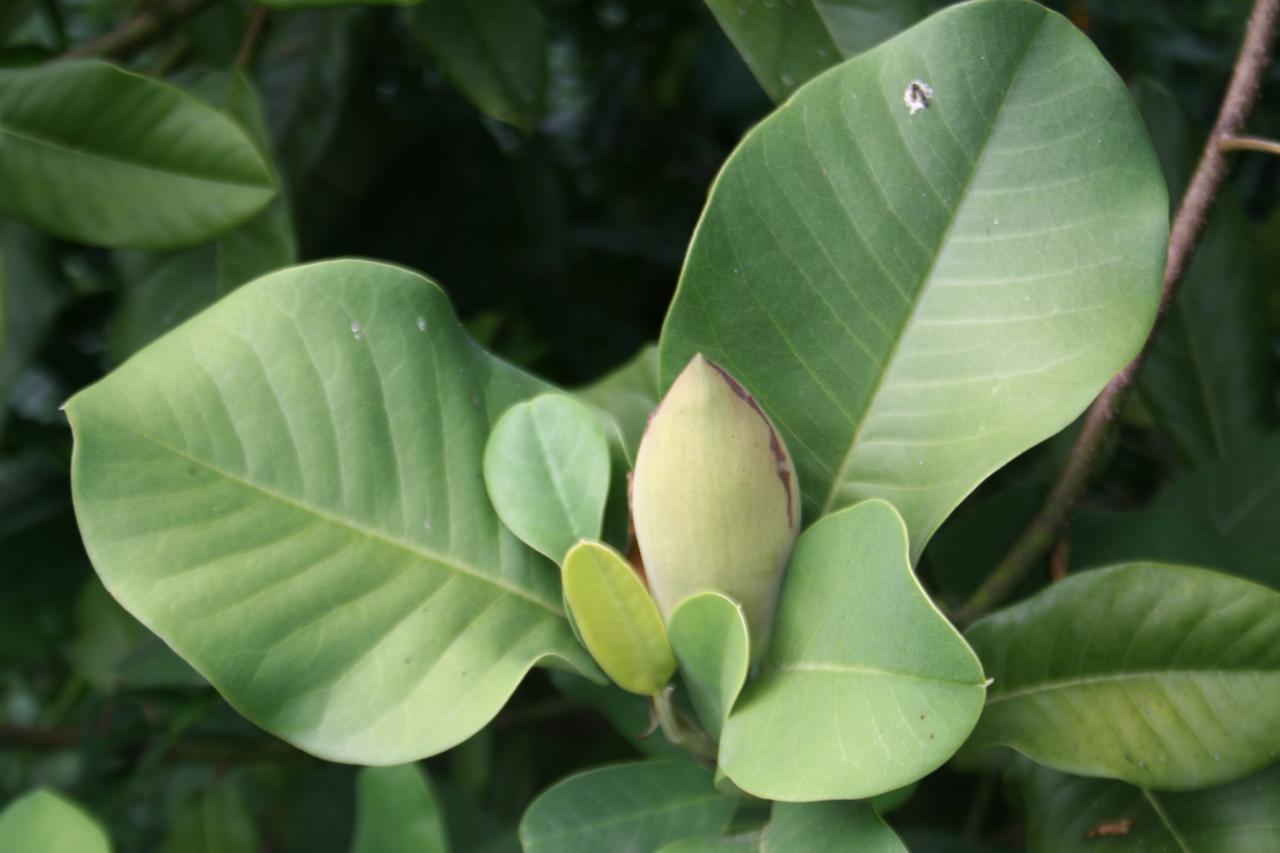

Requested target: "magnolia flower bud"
[{"left": 631, "top": 354, "right": 800, "bottom": 654}]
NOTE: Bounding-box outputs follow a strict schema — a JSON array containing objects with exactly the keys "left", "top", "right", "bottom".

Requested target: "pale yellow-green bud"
[{"left": 631, "top": 354, "right": 800, "bottom": 655}]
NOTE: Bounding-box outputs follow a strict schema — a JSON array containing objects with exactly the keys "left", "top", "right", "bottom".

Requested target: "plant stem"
[
  {"left": 1220, "top": 134, "right": 1280, "bottom": 156},
  {"left": 651, "top": 687, "right": 718, "bottom": 760},
  {"left": 60, "top": 0, "right": 223, "bottom": 60},
  {"left": 234, "top": 6, "right": 268, "bottom": 70},
  {"left": 955, "top": 0, "right": 1280, "bottom": 626}
]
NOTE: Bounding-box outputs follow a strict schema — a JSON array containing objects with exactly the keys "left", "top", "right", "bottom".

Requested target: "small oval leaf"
[
  {"left": 0, "top": 789, "right": 110, "bottom": 853},
  {"left": 667, "top": 591, "right": 749, "bottom": 739},
  {"left": 484, "top": 394, "right": 610, "bottom": 563},
  {"left": 563, "top": 541, "right": 675, "bottom": 695}
]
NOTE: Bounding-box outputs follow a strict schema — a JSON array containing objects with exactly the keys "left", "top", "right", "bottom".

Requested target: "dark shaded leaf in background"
[
  {"left": 704, "top": 0, "right": 928, "bottom": 101},
  {"left": 1131, "top": 78, "right": 1276, "bottom": 467},
  {"left": 1018, "top": 760, "right": 1280, "bottom": 852},
  {"left": 407, "top": 0, "right": 547, "bottom": 134},
  {"left": 0, "top": 61, "right": 275, "bottom": 250}
]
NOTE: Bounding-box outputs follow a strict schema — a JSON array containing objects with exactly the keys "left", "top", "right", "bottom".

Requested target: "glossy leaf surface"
[
  {"left": 704, "top": 0, "right": 925, "bottom": 101},
  {"left": 408, "top": 0, "right": 547, "bottom": 133},
  {"left": 720, "top": 500, "right": 986, "bottom": 800},
  {"left": 352, "top": 764, "right": 450, "bottom": 853},
  {"left": 0, "top": 61, "right": 275, "bottom": 250},
  {"left": 519, "top": 761, "right": 736, "bottom": 853},
  {"left": 562, "top": 541, "right": 675, "bottom": 695},
  {"left": 660, "top": 0, "right": 1166, "bottom": 559},
  {"left": 67, "top": 260, "right": 597, "bottom": 764},
  {"left": 0, "top": 789, "right": 110, "bottom": 853},
  {"left": 484, "top": 394, "right": 610, "bottom": 563},
  {"left": 967, "top": 563, "right": 1280, "bottom": 789},
  {"left": 667, "top": 592, "right": 749, "bottom": 739}
]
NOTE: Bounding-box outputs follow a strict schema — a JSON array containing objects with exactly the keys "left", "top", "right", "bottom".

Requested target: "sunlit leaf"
[
  {"left": 68, "top": 260, "right": 598, "bottom": 764},
  {"left": 484, "top": 394, "right": 610, "bottom": 563},
  {"left": 660, "top": 0, "right": 1166, "bottom": 560},
  {"left": 720, "top": 500, "right": 986, "bottom": 800}
]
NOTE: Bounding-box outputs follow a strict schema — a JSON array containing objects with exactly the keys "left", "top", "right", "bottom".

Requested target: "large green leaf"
[
  {"left": 660, "top": 0, "right": 1166, "bottom": 559},
  {"left": 110, "top": 71, "right": 297, "bottom": 363},
  {"left": 407, "top": 0, "right": 547, "bottom": 134},
  {"left": 1130, "top": 79, "right": 1275, "bottom": 466},
  {"left": 765, "top": 801, "right": 905, "bottom": 852},
  {"left": 484, "top": 394, "right": 610, "bottom": 563},
  {"left": 719, "top": 500, "right": 986, "bottom": 800},
  {"left": 518, "top": 760, "right": 737, "bottom": 853},
  {"left": 967, "top": 563, "right": 1280, "bottom": 789},
  {"left": 352, "top": 764, "right": 450, "bottom": 853},
  {"left": 667, "top": 592, "right": 749, "bottom": 740},
  {"left": 0, "top": 789, "right": 111, "bottom": 853},
  {"left": 67, "top": 259, "right": 597, "bottom": 764},
  {"left": 0, "top": 61, "right": 275, "bottom": 250},
  {"left": 1020, "top": 761, "right": 1280, "bottom": 852},
  {"left": 562, "top": 541, "right": 675, "bottom": 695},
  {"left": 704, "top": 0, "right": 926, "bottom": 102}
]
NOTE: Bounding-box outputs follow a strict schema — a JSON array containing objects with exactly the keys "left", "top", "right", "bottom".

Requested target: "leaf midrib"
[
  {"left": 769, "top": 661, "right": 981, "bottom": 689},
  {"left": 819, "top": 13, "right": 1049, "bottom": 516},
  {"left": 987, "top": 667, "right": 1278, "bottom": 705},
  {"left": 0, "top": 122, "right": 272, "bottom": 192},
  {"left": 73, "top": 405, "right": 564, "bottom": 616}
]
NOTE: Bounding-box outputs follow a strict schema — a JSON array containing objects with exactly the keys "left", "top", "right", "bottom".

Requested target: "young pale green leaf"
[
  {"left": 67, "top": 260, "right": 599, "bottom": 765},
  {"left": 719, "top": 499, "right": 986, "bottom": 801},
  {"left": 765, "top": 801, "right": 906, "bottom": 852},
  {"left": 0, "top": 61, "right": 275, "bottom": 250},
  {"left": 660, "top": 0, "right": 1167, "bottom": 561},
  {"left": 704, "top": 0, "right": 926, "bottom": 102},
  {"left": 110, "top": 71, "right": 297, "bottom": 363},
  {"left": 562, "top": 541, "right": 675, "bottom": 695},
  {"left": 1131, "top": 79, "right": 1274, "bottom": 467},
  {"left": 967, "top": 563, "right": 1280, "bottom": 789},
  {"left": 0, "top": 789, "right": 110, "bottom": 853},
  {"left": 519, "top": 761, "right": 737, "bottom": 853},
  {"left": 667, "top": 592, "right": 749, "bottom": 739},
  {"left": 352, "top": 764, "right": 450, "bottom": 853},
  {"left": 407, "top": 0, "right": 546, "bottom": 134},
  {"left": 483, "top": 394, "right": 610, "bottom": 563},
  {"left": 161, "top": 775, "right": 255, "bottom": 853},
  {"left": 1020, "top": 761, "right": 1280, "bottom": 852},
  {"left": 577, "top": 344, "right": 660, "bottom": 464}
]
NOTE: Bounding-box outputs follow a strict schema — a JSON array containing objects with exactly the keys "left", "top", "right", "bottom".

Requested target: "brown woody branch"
[
  {"left": 60, "top": 0, "right": 225, "bottom": 60},
  {"left": 956, "top": 0, "right": 1280, "bottom": 625}
]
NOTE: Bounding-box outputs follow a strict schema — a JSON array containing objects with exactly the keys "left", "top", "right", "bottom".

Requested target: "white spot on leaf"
[{"left": 904, "top": 79, "right": 933, "bottom": 115}]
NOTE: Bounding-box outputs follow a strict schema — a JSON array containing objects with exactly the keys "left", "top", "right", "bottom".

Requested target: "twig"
[
  {"left": 956, "top": 0, "right": 1280, "bottom": 626},
  {"left": 1220, "top": 134, "right": 1280, "bottom": 155},
  {"left": 233, "top": 6, "right": 268, "bottom": 70},
  {"left": 59, "top": 0, "right": 224, "bottom": 60}
]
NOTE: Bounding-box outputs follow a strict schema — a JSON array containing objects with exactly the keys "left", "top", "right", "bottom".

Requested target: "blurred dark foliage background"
[{"left": 0, "top": 0, "right": 1276, "bottom": 849}]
